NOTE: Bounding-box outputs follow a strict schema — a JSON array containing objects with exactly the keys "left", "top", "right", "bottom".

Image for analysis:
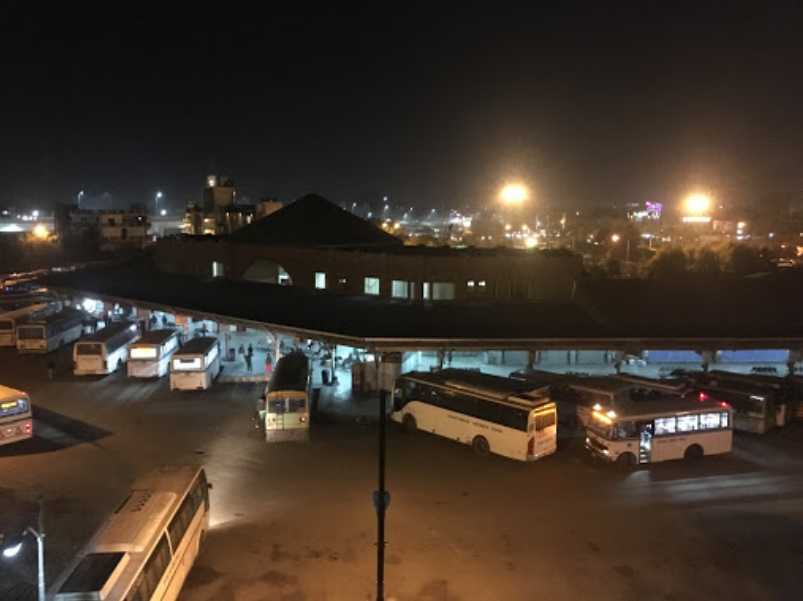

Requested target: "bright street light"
[
  {"left": 499, "top": 182, "right": 529, "bottom": 205},
  {"left": 611, "top": 233, "right": 621, "bottom": 243},
  {"left": 2, "top": 541, "right": 22, "bottom": 558},
  {"left": 684, "top": 192, "right": 711, "bottom": 215},
  {"left": 160, "top": 209, "right": 167, "bottom": 217},
  {"left": 32, "top": 224, "right": 49, "bottom": 240}
]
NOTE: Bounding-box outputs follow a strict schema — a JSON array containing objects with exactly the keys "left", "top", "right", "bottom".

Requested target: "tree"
[
  {"left": 726, "top": 244, "right": 772, "bottom": 276},
  {"left": 692, "top": 247, "right": 722, "bottom": 277},
  {"left": 647, "top": 247, "right": 688, "bottom": 279}
]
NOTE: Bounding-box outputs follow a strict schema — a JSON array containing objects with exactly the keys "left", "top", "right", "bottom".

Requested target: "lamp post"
[
  {"left": 155, "top": 191, "right": 164, "bottom": 216},
  {"left": 2, "top": 498, "right": 46, "bottom": 601}
]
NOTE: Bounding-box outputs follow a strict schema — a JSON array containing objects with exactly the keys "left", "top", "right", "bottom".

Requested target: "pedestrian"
[
  {"left": 247, "top": 343, "right": 253, "bottom": 358},
  {"left": 245, "top": 353, "right": 253, "bottom": 373},
  {"left": 47, "top": 359, "right": 55, "bottom": 381},
  {"left": 265, "top": 354, "right": 273, "bottom": 378},
  {"left": 238, "top": 344, "right": 245, "bottom": 356}
]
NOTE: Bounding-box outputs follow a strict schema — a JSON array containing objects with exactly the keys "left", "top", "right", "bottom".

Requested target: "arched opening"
[{"left": 241, "top": 258, "right": 293, "bottom": 285}]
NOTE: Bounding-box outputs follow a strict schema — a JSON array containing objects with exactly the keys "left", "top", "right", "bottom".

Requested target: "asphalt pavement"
[{"left": 0, "top": 346, "right": 801, "bottom": 601}]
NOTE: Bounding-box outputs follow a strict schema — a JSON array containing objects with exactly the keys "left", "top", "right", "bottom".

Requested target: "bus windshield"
[
  {"left": 17, "top": 326, "right": 44, "bottom": 339},
  {"left": 0, "top": 398, "right": 28, "bottom": 418},
  {"left": 76, "top": 343, "right": 103, "bottom": 355}
]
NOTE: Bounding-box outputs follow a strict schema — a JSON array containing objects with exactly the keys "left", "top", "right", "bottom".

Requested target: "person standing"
[{"left": 245, "top": 351, "right": 253, "bottom": 373}]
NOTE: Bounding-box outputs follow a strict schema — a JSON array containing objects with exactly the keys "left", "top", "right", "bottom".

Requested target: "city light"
[
  {"left": 499, "top": 182, "right": 528, "bottom": 205},
  {"left": 160, "top": 209, "right": 167, "bottom": 216},
  {"left": 32, "top": 224, "right": 49, "bottom": 240},
  {"left": 684, "top": 192, "right": 711, "bottom": 215},
  {"left": 525, "top": 236, "right": 538, "bottom": 248},
  {"left": 611, "top": 233, "right": 621, "bottom": 243},
  {"left": 2, "top": 541, "right": 22, "bottom": 558}
]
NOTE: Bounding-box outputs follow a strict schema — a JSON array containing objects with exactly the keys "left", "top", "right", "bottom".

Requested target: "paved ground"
[{"left": 1, "top": 347, "right": 802, "bottom": 601}]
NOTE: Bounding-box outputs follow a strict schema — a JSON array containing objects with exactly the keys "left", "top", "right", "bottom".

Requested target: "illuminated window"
[
  {"left": 676, "top": 414, "right": 699, "bottom": 432},
  {"left": 423, "top": 282, "right": 431, "bottom": 300},
  {"left": 699, "top": 413, "right": 720, "bottom": 430},
  {"left": 391, "top": 280, "right": 409, "bottom": 298},
  {"left": 432, "top": 282, "right": 455, "bottom": 300},
  {"left": 364, "top": 277, "right": 380, "bottom": 295},
  {"left": 314, "top": 272, "right": 327, "bottom": 289},
  {"left": 212, "top": 261, "right": 225, "bottom": 278},
  {"left": 654, "top": 417, "right": 676, "bottom": 435}
]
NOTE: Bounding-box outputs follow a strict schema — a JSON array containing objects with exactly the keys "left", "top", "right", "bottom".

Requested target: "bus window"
[
  {"left": 534, "top": 412, "right": 556, "bottom": 431},
  {"left": 288, "top": 398, "right": 305, "bottom": 413},
  {"left": 269, "top": 399, "right": 286, "bottom": 414}
]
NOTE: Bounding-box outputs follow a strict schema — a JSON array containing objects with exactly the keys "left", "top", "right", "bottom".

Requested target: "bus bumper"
[
  {"left": 266, "top": 428, "right": 309, "bottom": 443},
  {"left": 1, "top": 418, "right": 33, "bottom": 445},
  {"left": 585, "top": 437, "right": 614, "bottom": 462}
]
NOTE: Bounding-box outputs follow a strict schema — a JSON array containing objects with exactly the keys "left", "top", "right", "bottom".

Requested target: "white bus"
[
  {"left": 585, "top": 397, "right": 734, "bottom": 466},
  {"left": 53, "top": 465, "right": 209, "bottom": 601},
  {"left": 0, "top": 385, "right": 33, "bottom": 447},
  {"left": 0, "top": 303, "right": 50, "bottom": 346},
  {"left": 128, "top": 329, "right": 181, "bottom": 378},
  {"left": 256, "top": 351, "right": 310, "bottom": 442},
  {"left": 169, "top": 336, "right": 220, "bottom": 391},
  {"left": 16, "top": 307, "right": 84, "bottom": 353},
  {"left": 73, "top": 322, "right": 141, "bottom": 375},
  {"left": 391, "top": 369, "right": 557, "bottom": 462}
]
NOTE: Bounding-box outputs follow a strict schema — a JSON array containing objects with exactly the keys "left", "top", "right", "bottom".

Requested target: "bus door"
[
  {"left": 637, "top": 420, "right": 654, "bottom": 463},
  {"left": 267, "top": 397, "right": 286, "bottom": 431},
  {"left": 532, "top": 408, "right": 557, "bottom": 456}
]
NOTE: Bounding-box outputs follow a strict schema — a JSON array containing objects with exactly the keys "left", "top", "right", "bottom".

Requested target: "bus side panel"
[
  {"left": 160, "top": 505, "right": 208, "bottom": 601},
  {"left": 0, "top": 332, "right": 15, "bottom": 346}
]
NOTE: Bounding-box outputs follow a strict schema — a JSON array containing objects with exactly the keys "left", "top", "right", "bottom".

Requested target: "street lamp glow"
[
  {"left": 684, "top": 192, "right": 711, "bottom": 215},
  {"left": 32, "top": 224, "right": 49, "bottom": 240},
  {"left": 2, "top": 541, "right": 22, "bottom": 558},
  {"left": 611, "top": 233, "right": 621, "bottom": 243},
  {"left": 499, "top": 182, "right": 528, "bottom": 205}
]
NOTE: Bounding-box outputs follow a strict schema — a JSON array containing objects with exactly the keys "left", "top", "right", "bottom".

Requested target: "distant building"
[
  {"left": 98, "top": 209, "right": 150, "bottom": 250},
  {"left": 185, "top": 175, "right": 264, "bottom": 235}
]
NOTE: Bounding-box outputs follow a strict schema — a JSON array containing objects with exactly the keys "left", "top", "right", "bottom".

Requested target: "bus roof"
[
  {"left": 55, "top": 466, "right": 202, "bottom": 599},
  {"left": 79, "top": 321, "right": 137, "bottom": 343},
  {"left": 131, "top": 328, "right": 178, "bottom": 346},
  {"left": 0, "top": 385, "right": 26, "bottom": 400},
  {"left": 268, "top": 351, "right": 309, "bottom": 392},
  {"left": 567, "top": 377, "right": 636, "bottom": 394},
  {"left": 0, "top": 303, "right": 50, "bottom": 321},
  {"left": 21, "top": 307, "right": 84, "bottom": 326},
  {"left": 175, "top": 336, "right": 218, "bottom": 355},
  {"left": 605, "top": 397, "right": 729, "bottom": 419},
  {"left": 401, "top": 369, "right": 551, "bottom": 409},
  {"left": 612, "top": 373, "right": 689, "bottom": 393}
]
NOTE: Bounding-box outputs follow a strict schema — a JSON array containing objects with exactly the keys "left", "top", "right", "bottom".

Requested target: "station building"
[{"left": 156, "top": 194, "right": 583, "bottom": 302}]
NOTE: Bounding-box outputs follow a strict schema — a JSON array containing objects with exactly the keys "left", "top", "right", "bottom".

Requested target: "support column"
[
  {"left": 527, "top": 350, "right": 536, "bottom": 371},
  {"left": 787, "top": 349, "right": 801, "bottom": 376},
  {"left": 701, "top": 350, "right": 715, "bottom": 372}
]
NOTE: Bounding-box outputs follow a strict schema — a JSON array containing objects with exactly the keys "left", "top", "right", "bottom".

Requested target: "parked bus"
[
  {"left": 16, "top": 307, "right": 84, "bottom": 353},
  {"left": 169, "top": 336, "right": 220, "bottom": 391},
  {"left": 562, "top": 378, "right": 638, "bottom": 427},
  {"left": 127, "top": 329, "right": 180, "bottom": 378},
  {"left": 391, "top": 369, "right": 557, "bottom": 461},
  {"left": 256, "top": 351, "right": 310, "bottom": 442},
  {"left": 0, "top": 385, "right": 33, "bottom": 447},
  {"left": 53, "top": 465, "right": 209, "bottom": 601},
  {"left": 585, "top": 397, "right": 733, "bottom": 466},
  {"left": 0, "top": 303, "right": 50, "bottom": 346},
  {"left": 73, "top": 322, "right": 140, "bottom": 375},
  {"left": 693, "top": 373, "right": 777, "bottom": 434}
]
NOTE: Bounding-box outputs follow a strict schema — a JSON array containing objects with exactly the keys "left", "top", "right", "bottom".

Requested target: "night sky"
[{"left": 2, "top": 4, "right": 802, "bottom": 212}]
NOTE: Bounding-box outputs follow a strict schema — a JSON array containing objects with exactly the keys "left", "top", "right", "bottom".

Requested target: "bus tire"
[
  {"left": 472, "top": 435, "right": 490, "bottom": 457},
  {"left": 616, "top": 452, "right": 636, "bottom": 468},
  {"left": 402, "top": 414, "right": 417, "bottom": 433},
  {"left": 684, "top": 444, "right": 704, "bottom": 461}
]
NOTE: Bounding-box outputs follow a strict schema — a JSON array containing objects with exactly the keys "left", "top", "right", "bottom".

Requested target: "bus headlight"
[{"left": 300, "top": 416, "right": 307, "bottom": 423}]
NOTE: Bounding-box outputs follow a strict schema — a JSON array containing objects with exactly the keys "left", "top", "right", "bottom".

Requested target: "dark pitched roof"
[{"left": 229, "top": 193, "right": 403, "bottom": 248}]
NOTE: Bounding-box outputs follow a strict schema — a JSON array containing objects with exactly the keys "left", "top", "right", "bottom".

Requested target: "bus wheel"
[
  {"left": 402, "top": 414, "right": 417, "bottom": 433},
  {"left": 616, "top": 452, "right": 636, "bottom": 468},
  {"left": 472, "top": 436, "right": 490, "bottom": 457},
  {"left": 684, "top": 444, "right": 703, "bottom": 461}
]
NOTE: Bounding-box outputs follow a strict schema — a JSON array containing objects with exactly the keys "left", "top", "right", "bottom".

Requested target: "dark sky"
[{"left": 2, "top": 3, "right": 803, "bottom": 213}]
